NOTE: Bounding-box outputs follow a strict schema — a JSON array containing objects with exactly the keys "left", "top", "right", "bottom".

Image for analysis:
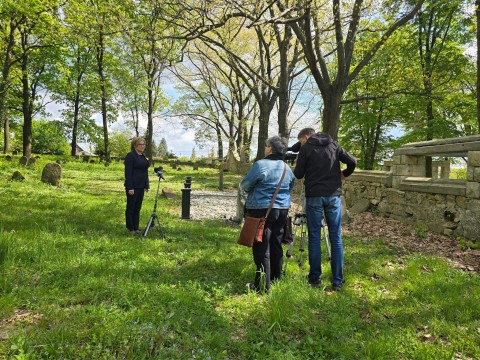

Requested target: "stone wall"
[{"left": 343, "top": 136, "right": 480, "bottom": 242}]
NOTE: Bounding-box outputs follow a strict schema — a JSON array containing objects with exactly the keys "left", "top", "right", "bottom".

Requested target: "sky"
[{"left": 42, "top": 72, "right": 322, "bottom": 159}]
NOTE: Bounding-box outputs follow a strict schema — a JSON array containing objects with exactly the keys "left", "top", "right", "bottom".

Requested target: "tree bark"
[
  {"left": 96, "top": 28, "right": 110, "bottom": 161},
  {"left": 477, "top": 0, "right": 480, "bottom": 133},
  {"left": 1, "top": 15, "right": 18, "bottom": 154}
]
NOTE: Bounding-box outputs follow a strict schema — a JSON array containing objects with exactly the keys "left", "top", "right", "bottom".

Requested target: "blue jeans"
[{"left": 306, "top": 196, "right": 343, "bottom": 286}]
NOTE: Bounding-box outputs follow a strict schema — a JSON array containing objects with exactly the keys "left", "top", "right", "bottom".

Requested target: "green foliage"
[
  {"left": 0, "top": 155, "right": 479, "bottom": 359},
  {"left": 32, "top": 119, "right": 70, "bottom": 155},
  {"left": 415, "top": 223, "right": 428, "bottom": 238},
  {"left": 456, "top": 237, "right": 479, "bottom": 250},
  {"left": 108, "top": 131, "right": 131, "bottom": 158},
  {"left": 156, "top": 137, "right": 168, "bottom": 158}
]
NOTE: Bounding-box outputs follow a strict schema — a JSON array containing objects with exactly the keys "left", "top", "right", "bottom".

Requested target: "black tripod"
[{"left": 143, "top": 168, "right": 165, "bottom": 238}]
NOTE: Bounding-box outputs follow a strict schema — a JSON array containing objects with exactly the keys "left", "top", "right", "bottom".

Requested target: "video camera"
[
  {"left": 284, "top": 152, "right": 298, "bottom": 162},
  {"left": 153, "top": 166, "right": 165, "bottom": 180}
]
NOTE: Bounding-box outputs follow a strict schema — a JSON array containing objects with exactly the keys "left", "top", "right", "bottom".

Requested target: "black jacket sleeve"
[{"left": 339, "top": 146, "right": 357, "bottom": 177}]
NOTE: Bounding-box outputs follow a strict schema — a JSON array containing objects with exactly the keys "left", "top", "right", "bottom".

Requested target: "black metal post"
[{"left": 181, "top": 176, "right": 192, "bottom": 219}]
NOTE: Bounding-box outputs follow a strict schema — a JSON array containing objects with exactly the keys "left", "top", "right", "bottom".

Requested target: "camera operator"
[
  {"left": 293, "top": 128, "right": 356, "bottom": 291},
  {"left": 124, "top": 137, "right": 150, "bottom": 236}
]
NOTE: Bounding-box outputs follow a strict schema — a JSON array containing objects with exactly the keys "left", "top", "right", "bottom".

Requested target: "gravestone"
[
  {"left": 11, "top": 171, "right": 25, "bottom": 181},
  {"left": 27, "top": 157, "right": 36, "bottom": 166},
  {"left": 19, "top": 156, "right": 28, "bottom": 166},
  {"left": 41, "top": 163, "right": 62, "bottom": 186}
]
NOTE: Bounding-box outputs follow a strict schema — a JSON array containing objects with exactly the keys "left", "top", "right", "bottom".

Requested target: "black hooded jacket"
[{"left": 293, "top": 132, "right": 356, "bottom": 197}]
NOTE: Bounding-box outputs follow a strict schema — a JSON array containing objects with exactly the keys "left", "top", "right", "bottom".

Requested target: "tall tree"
[
  {"left": 477, "top": 0, "right": 480, "bottom": 132},
  {"left": 12, "top": 0, "right": 62, "bottom": 157},
  {"left": 273, "top": 0, "right": 425, "bottom": 140},
  {"left": 410, "top": 0, "right": 472, "bottom": 175},
  {"left": 119, "top": 0, "right": 179, "bottom": 162},
  {"left": 171, "top": 40, "right": 256, "bottom": 161},
  {"left": 0, "top": 0, "right": 22, "bottom": 153}
]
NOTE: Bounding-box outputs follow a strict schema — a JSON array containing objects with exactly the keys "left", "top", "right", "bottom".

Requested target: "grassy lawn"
[{"left": 0, "top": 155, "right": 479, "bottom": 359}]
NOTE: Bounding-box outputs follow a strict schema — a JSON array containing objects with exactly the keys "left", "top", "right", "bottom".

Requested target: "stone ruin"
[{"left": 343, "top": 135, "right": 480, "bottom": 242}]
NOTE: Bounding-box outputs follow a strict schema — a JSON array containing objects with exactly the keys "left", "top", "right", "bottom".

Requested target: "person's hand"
[
  {"left": 128, "top": 189, "right": 134, "bottom": 195},
  {"left": 145, "top": 188, "right": 149, "bottom": 192}
]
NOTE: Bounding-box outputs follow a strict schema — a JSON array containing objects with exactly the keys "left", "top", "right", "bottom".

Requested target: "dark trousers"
[
  {"left": 125, "top": 188, "right": 145, "bottom": 231},
  {"left": 247, "top": 208, "right": 289, "bottom": 291}
]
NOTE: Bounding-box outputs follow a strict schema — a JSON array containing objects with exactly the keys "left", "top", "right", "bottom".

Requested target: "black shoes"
[
  {"left": 307, "top": 275, "right": 321, "bottom": 288},
  {"left": 332, "top": 284, "right": 342, "bottom": 292}
]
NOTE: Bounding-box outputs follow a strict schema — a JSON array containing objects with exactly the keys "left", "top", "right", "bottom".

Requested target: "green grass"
[{"left": 0, "top": 154, "right": 479, "bottom": 359}]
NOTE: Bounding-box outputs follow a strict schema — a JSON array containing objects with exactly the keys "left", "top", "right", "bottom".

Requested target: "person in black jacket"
[
  {"left": 124, "top": 137, "right": 150, "bottom": 235},
  {"left": 293, "top": 128, "right": 356, "bottom": 291}
]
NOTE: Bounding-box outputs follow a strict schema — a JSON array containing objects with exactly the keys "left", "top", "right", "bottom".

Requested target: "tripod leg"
[
  {"left": 322, "top": 220, "right": 331, "bottom": 261},
  {"left": 282, "top": 238, "right": 295, "bottom": 276},
  {"left": 143, "top": 215, "right": 155, "bottom": 238},
  {"left": 298, "top": 226, "right": 306, "bottom": 268}
]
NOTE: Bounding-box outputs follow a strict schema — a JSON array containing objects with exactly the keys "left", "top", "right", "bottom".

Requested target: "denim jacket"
[{"left": 240, "top": 154, "right": 295, "bottom": 209}]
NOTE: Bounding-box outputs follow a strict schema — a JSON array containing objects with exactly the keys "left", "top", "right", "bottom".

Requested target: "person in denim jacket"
[{"left": 240, "top": 136, "right": 296, "bottom": 292}]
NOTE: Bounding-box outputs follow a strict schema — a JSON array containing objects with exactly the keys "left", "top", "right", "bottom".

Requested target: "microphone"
[{"left": 153, "top": 166, "right": 165, "bottom": 180}]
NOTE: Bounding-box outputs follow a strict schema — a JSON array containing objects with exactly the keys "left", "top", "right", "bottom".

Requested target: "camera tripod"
[
  {"left": 143, "top": 172, "right": 165, "bottom": 238},
  {"left": 282, "top": 186, "right": 331, "bottom": 276}
]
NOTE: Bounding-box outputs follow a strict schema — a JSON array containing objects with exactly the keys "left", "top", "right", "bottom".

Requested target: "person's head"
[
  {"left": 297, "top": 128, "right": 316, "bottom": 146},
  {"left": 265, "top": 136, "right": 288, "bottom": 156},
  {"left": 131, "top": 137, "right": 146, "bottom": 153}
]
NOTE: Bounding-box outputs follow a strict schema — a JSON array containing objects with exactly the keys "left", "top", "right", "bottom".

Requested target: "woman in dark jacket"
[{"left": 124, "top": 137, "right": 150, "bottom": 235}]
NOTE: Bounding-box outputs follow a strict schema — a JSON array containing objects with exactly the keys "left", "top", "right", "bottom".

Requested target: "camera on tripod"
[{"left": 153, "top": 166, "right": 165, "bottom": 180}]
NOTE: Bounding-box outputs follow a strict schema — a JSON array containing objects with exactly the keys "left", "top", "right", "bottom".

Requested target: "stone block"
[
  {"left": 463, "top": 208, "right": 480, "bottom": 241},
  {"left": 466, "top": 182, "right": 480, "bottom": 199},
  {"left": 403, "top": 155, "right": 420, "bottom": 165},
  {"left": 444, "top": 228, "right": 454, "bottom": 236},
  {"left": 395, "top": 165, "right": 410, "bottom": 176},
  {"left": 410, "top": 166, "right": 426, "bottom": 177},
  {"left": 350, "top": 199, "right": 370, "bottom": 214},
  {"left": 467, "top": 199, "right": 480, "bottom": 211},
  {"left": 455, "top": 196, "right": 467, "bottom": 209},
  {"left": 467, "top": 167, "right": 474, "bottom": 181},
  {"left": 475, "top": 168, "right": 480, "bottom": 182},
  {"left": 467, "top": 151, "right": 480, "bottom": 167}
]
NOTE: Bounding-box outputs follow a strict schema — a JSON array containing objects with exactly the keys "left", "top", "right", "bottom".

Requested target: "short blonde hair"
[{"left": 131, "top": 137, "right": 146, "bottom": 150}]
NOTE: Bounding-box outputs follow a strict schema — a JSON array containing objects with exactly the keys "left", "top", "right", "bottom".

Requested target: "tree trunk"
[
  {"left": 321, "top": 88, "right": 342, "bottom": 140},
  {"left": 0, "top": 15, "right": 17, "bottom": 154},
  {"left": 96, "top": 30, "right": 110, "bottom": 162},
  {"left": 70, "top": 80, "right": 81, "bottom": 156},
  {"left": 477, "top": 0, "right": 480, "bottom": 133},
  {"left": 255, "top": 101, "right": 270, "bottom": 161},
  {"left": 146, "top": 80, "right": 154, "bottom": 162},
  {"left": 276, "top": 25, "right": 292, "bottom": 139},
  {"left": 21, "top": 47, "right": 32, "bottom": 158},
  {"left": 3, "top": 114, "right": 10, "bottom": 154},
  {"left": 216, "top": 124, "right": 224, "bottom": 159}
]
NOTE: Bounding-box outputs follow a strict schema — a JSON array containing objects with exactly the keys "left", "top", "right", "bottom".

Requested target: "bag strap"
[{"left": 265, "top": 162, "right": 287, "bottom": 219}]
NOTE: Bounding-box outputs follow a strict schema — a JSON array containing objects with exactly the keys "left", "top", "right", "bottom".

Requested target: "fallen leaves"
[{"left": 344, "top": 212, "right": 480, "bottom": 273}]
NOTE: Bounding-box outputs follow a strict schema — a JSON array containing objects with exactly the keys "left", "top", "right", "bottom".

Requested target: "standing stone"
[
  {"left": 19, "top": 156, "right": 28, "bottom": 165},
  {"left": 11, "top": 171, "right": 25, "bottom": 181},
  {"left": 27, "top": 157, "right": 37, "bottom": 166},
  {"left": 41, "top": 163, "right": 62, "bottom": 186}
]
